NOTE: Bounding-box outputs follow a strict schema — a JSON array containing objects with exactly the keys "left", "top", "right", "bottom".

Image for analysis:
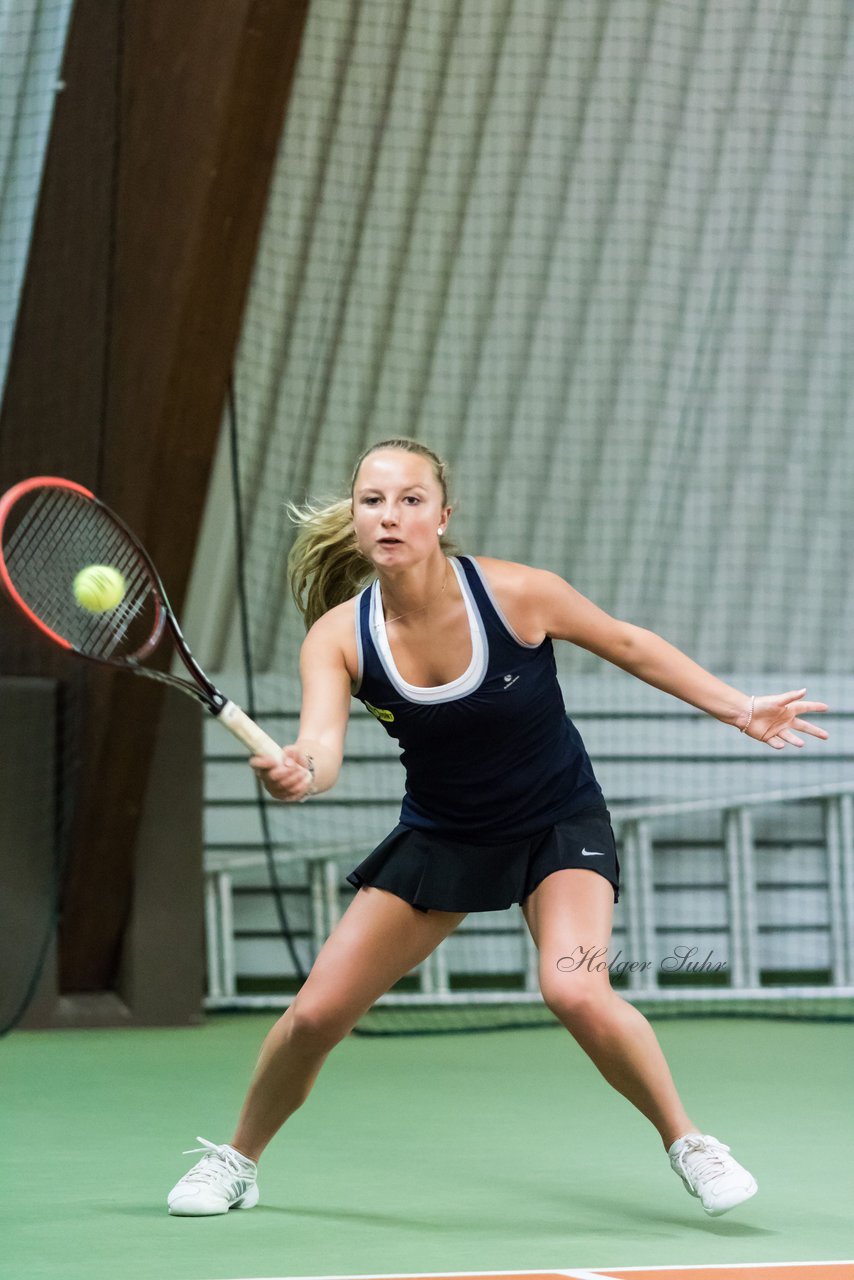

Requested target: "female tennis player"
[{"left": 168, "top": 437, "right": 828, "bottom": 1218}]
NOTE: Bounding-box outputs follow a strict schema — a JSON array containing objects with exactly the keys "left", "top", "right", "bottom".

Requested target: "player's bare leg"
[
  {"left": 522, "top": 867, "right": 698, "bottom": 1149},
  {"left": 231, "top": 889, "right": 466, "bottom": 1162},
  {"left": 168, "top": 889, "right": 465, "bottom": 1214},
  {"left": 522, "top": 868, "right": 758, "bottom": 1214}
]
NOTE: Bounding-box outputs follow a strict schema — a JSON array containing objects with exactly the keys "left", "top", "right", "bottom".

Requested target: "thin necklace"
[{"left": 375, "top": 560, "right": 449, "bottom": 628}]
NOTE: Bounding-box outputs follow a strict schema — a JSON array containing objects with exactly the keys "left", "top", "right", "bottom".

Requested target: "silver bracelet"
[
  {"left": 739, "top": 695, "right": 755, "bottom": 734},
  {"left": 298, "top": 755, "right": 316, "bottom": 803}
]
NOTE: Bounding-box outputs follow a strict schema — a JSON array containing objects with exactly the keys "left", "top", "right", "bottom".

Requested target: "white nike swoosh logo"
[{"left": 581, "top": 849, "right": 604, "bottom": 856}]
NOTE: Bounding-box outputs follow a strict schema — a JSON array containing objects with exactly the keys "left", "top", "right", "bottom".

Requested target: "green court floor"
[{"left": 3, "top": 1014, "right": 852, "bottom": 1280}]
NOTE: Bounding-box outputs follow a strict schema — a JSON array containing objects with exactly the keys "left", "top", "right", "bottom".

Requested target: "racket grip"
[{"left": 216, "top": 700, "right": 282, "bottom": 757}]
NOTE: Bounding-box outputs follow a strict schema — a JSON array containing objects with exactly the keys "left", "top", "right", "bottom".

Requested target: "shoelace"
[
  {"left": 676, "top": 1135, "right": 732, "bottom": 1184},
  {"left": 180, "top": 1137, "right": 252, "bottom": 1185}
]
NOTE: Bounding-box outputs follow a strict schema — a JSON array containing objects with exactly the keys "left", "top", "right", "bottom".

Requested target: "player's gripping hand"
[{"left": 250, "top": 744, "right": 315, "bottom": 802}]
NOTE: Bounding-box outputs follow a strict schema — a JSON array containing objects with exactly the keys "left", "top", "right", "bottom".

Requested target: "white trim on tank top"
[
  {"left": 466, "top": 556, "right": 542, "bottom": 649},
  {"left": 352, "top": 590, "right": 366, "bottom": 695},
  {"left": 369, "top": 556, "right": 488, "bottom": 703}
]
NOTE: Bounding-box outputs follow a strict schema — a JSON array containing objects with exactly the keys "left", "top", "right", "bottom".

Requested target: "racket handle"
[{"left": 216, "top": 700, "right": 282, "bottom": 757}]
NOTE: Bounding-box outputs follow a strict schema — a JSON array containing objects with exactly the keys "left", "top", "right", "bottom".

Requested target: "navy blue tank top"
[{"left": 352, "top": 555, "right": 604, "bottom": 843}]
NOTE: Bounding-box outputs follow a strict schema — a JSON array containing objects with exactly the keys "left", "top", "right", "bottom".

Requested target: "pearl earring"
[{"left": 438, "top": 527, "right": 445, "bottom": 535}]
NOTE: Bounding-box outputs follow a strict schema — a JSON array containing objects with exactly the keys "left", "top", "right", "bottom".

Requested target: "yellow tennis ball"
[{"left": 73, "top": 565, "right": 127, "bottom": 613}]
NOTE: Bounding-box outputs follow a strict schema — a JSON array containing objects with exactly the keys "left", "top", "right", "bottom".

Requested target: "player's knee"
[
  {"left": 540, "top": 977, "right": 611, "bottom": 1027},
  {"left": 287, "top": 997, "right": 355, "bottom": 1049}
]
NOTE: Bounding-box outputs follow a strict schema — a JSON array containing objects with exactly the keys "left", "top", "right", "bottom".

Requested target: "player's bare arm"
[
  {"left": 476, "top": 556, "right": 828, "bottom": 752},
  {"left": 250, "top": 602, "right": 354, "bottom": 801}
]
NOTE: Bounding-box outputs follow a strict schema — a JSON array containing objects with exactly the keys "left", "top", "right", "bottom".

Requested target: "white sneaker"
[
  {"left": 668, "top": 1133, "right": 757, "bottom": 1216},
  {"left": 167, "top": 1137, "right": 260, "bottom": 1216}
]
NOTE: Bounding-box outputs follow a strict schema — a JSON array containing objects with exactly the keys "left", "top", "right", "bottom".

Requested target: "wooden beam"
[{"left": 0, "top": 0, "right": 310, "bottom": 994}]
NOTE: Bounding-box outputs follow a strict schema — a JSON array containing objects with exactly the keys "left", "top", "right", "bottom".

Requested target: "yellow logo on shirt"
[{"left": 365, "top": 700, "right": 395, "bottom": 723}]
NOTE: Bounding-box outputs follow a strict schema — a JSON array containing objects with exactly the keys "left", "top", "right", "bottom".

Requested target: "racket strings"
[{"left": 3, "top": 487, "right": 160, "bottom": 660}]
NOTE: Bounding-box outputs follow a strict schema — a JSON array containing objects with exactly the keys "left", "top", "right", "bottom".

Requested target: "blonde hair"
[{"left": 287, "top": 438, "right": 455, "bottom": 628}]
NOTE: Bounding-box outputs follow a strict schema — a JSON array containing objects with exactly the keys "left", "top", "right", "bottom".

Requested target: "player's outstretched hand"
[
  {"left": 250, "top": 744, "right": 314, "bottom": 802},
  {"left": 742, "top": 688, "right": 829, "bottom": 750}
]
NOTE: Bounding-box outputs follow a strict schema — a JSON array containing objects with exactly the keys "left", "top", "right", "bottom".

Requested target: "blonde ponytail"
[
  {"left": 288, "top": 437, "right": 456, "bottom": 629},
  {"left": 286, "top": 496, "right": 372, "bottom": 629}
]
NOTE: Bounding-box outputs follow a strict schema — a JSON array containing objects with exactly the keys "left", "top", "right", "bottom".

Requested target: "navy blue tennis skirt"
[{"left": 345, "top": 804, "right": 620, "bottom": 914}]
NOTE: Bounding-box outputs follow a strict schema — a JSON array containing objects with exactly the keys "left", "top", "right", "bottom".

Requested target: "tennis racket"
[{"left": 0, "top": 475, "right": 282, "bottom": 757}]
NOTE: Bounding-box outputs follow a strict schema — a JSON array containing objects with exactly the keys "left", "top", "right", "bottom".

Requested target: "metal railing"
[{"left": 204, "top": 780, "right": 854, "bottom": 1011}]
